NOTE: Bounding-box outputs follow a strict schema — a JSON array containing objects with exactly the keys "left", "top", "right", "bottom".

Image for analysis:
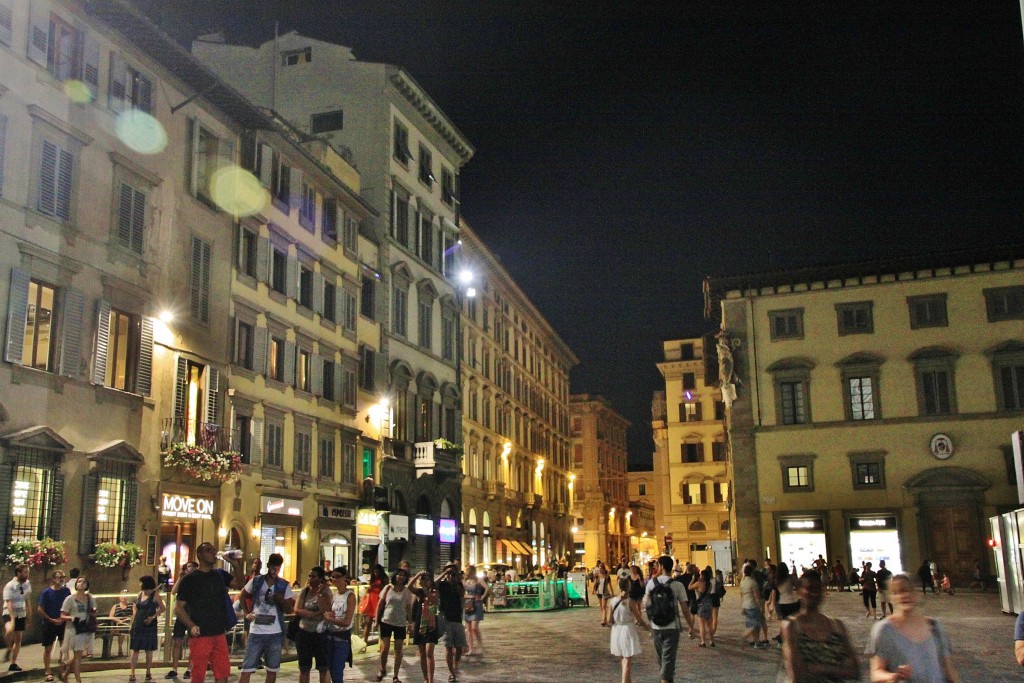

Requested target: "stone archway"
[{"left": 905, "top": 466, "right": 990, "bottom": 585}]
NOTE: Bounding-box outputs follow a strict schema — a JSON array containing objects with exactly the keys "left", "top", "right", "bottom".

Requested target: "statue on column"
[{"left": 716, "top": 330, "right": 740, "bottom": 407}]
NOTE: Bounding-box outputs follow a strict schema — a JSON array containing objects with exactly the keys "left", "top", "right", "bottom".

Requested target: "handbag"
[
  {"left": 224, "top": 593, "right": 238, "bottom": 630},
  {"left": 286, "top": 614, "right": 301, "bottom": 640},
  {"left": 74, "top": 610, "right": 98, "bottom": 634}
]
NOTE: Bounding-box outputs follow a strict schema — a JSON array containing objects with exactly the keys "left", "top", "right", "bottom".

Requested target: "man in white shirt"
[
  {"left": 238, "top": 553, "right": 295, "bottom": 683},
  {"left": 642, "top": 555, "right": 687, "bottom": 683},
  {"left": 2, "top": 563, "right": 31, "bottom": 672}
]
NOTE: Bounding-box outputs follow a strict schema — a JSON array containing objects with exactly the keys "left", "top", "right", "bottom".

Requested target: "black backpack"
[{"left": 646, "top": 580, "right": 678, "bottom": 627}]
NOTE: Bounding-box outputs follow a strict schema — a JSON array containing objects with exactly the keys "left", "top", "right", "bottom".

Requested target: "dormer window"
[{"left": 281, "top": 47, "right": 311, "bottom": 66}]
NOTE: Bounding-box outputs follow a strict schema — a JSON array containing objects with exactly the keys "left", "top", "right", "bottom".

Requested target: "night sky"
[{"left": 137, "top": 1, "right": 1024, "bottom": 469}]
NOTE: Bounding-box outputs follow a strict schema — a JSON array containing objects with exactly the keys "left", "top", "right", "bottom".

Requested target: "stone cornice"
[{"left": 387, "top": 68, "right": 474, "bottom": 164}]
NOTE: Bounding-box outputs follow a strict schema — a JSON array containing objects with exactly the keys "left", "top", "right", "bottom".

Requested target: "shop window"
[
  {"left": 780, "top": 454, "right": 815, "bottom": 493},
  {"left": 318, "top": 436, "right": 335, "bottom": 481},
  {"left": 2, "top": 446, "right": 64, "bottom": 545},
  {"left": 910, "top": 348, "right": 958, "bottom": 416},
  {"left": 907, "top": 294, "right": 948, "bottom": 329},
  {"left": 81, "top": 459, "right": 138, "bottom": 552},
  {"left": 769, "top": 308, "right": 804, "bottom": 340},
  {"left": 836, "top": 301, "right": 874, "bottom": 335},
  {"left": 848, "top": 451, "right": 886, "bottom": 490}
]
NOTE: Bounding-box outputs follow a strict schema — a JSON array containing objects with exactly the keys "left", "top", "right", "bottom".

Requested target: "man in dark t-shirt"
[
  {"left": 36, "top": 570, "right": 69, "bottom": 681},
  {"left": 174, "top": 543, "right": 244, "bottom": 683},
  {"left": 436, "top": 564, "right": 466, "bottom": 681}
]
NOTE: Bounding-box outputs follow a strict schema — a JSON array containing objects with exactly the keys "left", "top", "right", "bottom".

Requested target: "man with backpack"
[
  {"left": 642, "top": 555, "right": 687, "bottom": 683},
  {"left": 237, "top": 554, "right": 295, "bottom": 683}
]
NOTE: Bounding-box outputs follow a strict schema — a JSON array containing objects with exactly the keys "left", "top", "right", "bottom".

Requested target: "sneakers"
[
  {"left": 183, "top": 671, "right": 191, "bottom": 680},
  {"left": 754, "top": 640, "right": 770, "bottom": 649},
  {"left": 8, "top": 663, "right": 23, "bottom": 672},
  {"left": 165, "top": 672, "right": 178, "bottom": 680}
]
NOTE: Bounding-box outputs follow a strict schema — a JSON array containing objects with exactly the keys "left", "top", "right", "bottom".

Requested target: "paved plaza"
[{"left": 1, "top": 590, "right": 1020, "bottom": 682}]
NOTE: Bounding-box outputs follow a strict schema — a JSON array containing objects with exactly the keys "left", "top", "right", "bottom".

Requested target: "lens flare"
[
  {"left": 210, "top": 166, "right": 269, "bottom": 217},
  {"left": 115, "top": 110, "right": 167, "bottom": 155},
  {"left": 63, "top": 80, "right": 93, "bottom": 104}
]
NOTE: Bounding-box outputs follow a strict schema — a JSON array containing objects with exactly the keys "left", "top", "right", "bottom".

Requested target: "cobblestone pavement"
[{"left": 3, "top": 590, "right": 1019, "bottom": 682}]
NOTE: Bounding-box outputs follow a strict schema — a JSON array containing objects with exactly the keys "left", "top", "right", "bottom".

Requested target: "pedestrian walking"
[
  {"left": 129, "top": 575, "right": 165, "bottom": 682},
  {"left": 868, "top": 573, "right": 961, "bottom": 683},
  {"left": 740, "top": 563, "right": 769, "bottom": 648},
  {"left": 2, "top": 562, "right": 31, "bottom": 672},
  {"left": 37, "top": 569, "right": 69, "bottom": 682},
  {"left": 642, "top": 555, "right": 687, "bottom": 683},
  {"left": 294, "top": 566, "right": 333, "bottom": 683},
  {"left": 358, "top": 565, "right": 387, "bottom": 654},
  {"left": 688, "top": 567, "right": 714, "bottom": 647},
  {"left": 375, "top": 567, "right": 414, "bottom": 683},
  {"left": 710, "top": 569, "right": 726, "bottom": 640},
  {"left": 436, "top": 564, "right": 467, "bottom": 683},
  {"left": 1014, "top": 608, "right": 1024, "bottom": 666},
  {"left": 462, "top": 565, "right": 487, "bottom": 656},
  {"left": 917, "top": 560, "right": 936, "bottom": 595},
  {"left": 593, "top": 566, "right": 613, "bottom": 626},
  {"left": 172, "top": 542, "right": 246, "bottom": 683},
  {"left": 324, "top": 567, "right": 355, "bottom": 683},
  {"left": 409, "top": 571, "right": 440, "bottom": 683},
  {"left": 165, "top": 560, "right": 197, "bottom": 680},
  {"left": 861, "top": 562, "right": 878, "bottom": 619},
  {"left": 608, "top": 577, "right": 642, "bottom": 683},
  {"left": 779, "top": 571, "right": 858, "bottom": 682},
  {"left": 238, "top": 553, "right": 295, "bottom": 683},
  {"left": 58, "top": 576, "right": 96, "bottom": 683},
  {"left": 773, "top": 562, "right": 800, "bottom": 644},
  {"left": 876, "top": 560, "right": 894, "bottom": 617}
]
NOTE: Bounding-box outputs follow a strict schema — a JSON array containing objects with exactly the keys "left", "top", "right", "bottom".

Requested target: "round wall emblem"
[{"left": 929, "top": 433, "right": 954, "bottom": 460}]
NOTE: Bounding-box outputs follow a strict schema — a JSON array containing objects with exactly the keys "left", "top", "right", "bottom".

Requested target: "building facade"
[
  {"left": 706, "top": 246, "right": 1024, "bottom": 582},
  {"left": 195, "top": 31, "right": 473, "bottom": 572},
  {"left": 648, "top": 337, "right": 733, "bottom": 569},
  {"left": 457, "top": 220, "right": 577, "bottom": 570},
  {"left": 570, "top": 394, "right": 630, "bottom": 567}
]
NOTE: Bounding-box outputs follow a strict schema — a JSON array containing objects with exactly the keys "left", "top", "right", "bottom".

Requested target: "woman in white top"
[
  {"left": 375, "top": 568, "right": 415, "bottom": 683},
  {"left": 773, "top": 562, "right": 801, "bottom": 643},
  {"left": 59, "top": 577, "right": 96, "bottom": 683},
  {"left": 594, "top": 566, "right": 613, "bottom": 626},
  {"left": 607, "top": 577, "right": 642, "bottom": 683},
  {"left": 323, "top": 567, "right": 356, "bottom": 683}
]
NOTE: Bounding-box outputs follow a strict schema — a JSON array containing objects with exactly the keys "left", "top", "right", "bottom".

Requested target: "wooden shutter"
[
  {"left": 120, "top": 477, "right": 138, "bottom": 542},
  {"left": 79, "top": 473, "right": 99, "bottom": 553},
  {"left": 310, "top": 353, "right": 322, "bottom": 397},
  {"left": 312, "top": 272, "right": 324, "bottom": 315},
  {"left": 334, "top": 284, "right": 345, "bottom": 327},
  {"left": 137, "top": 74, "right": 153, "bottom": 114},
  {"left": 108, "top": 53, "right": 127, "bottom": 112},
  {"left": 256, "top": 236, "right": 270, "bottom": 284},
  {"left": 58, "top": 287, "right": 84, "bottom": 378},
  {"left": 46, "top": 469, "right": 64, "bottom": 540},
  {"left": 252, "top": 326, "right": 268, "bottom": 376},
  {"left": 130, "top": 188, "right": 145, "bottom": 254},
  {"left": 0, "top": 0, "right": 13, "bottom": 46},
  {"left": 288, "top": 167, "right": 302, "bottom": 212},
  {"left": 334, "top": 359, "right": 345, "bottom": 404},
  {"left": 39, "top": 139, "right": 58, "bottom": 216},
  {"left": 116, "top": 183, "right": 133, "bottom": 248},
  {"left": 173, "top": 356, "right": 188, "bottom": 418},
  {"left": 0, "top": 113, "right": 7, "bottom": 197},
  {"left": 285, "top": 253, "right": 298, "bottom": 299},
  {"left": 190, "top": 237, "right": 211, "bottom": 322},
  {"left": 92, "top": 300, "right": 111, "bottom": 385},
  {"left": 82, "top": 32, "right": 100, "bottom": 94},
  {"left": 249, "top": 418, "right": 264, "bottom": 467},
  {"left": 27, "top": 0, "right": 49, "bottom": 67},
  {"left": 283, "top": 340, "right": 296, "bottom": 386},
  {"left": 259, "top": 143, "right": 273, "bottom": 187},
  {"left": 56, "top": 147, "right": 72, "bottom": 220},
  {"left": 135, "top": 316, "right": 154, "bottom": 395},
  {"left": 206, "top": 367, "right": 220, "bottom": 426},
  {"left": 186, "top": 118, "right": 198, "bottom": 195},
  {"left": 4, "top": 268, "right": 29, "bottom": 364}
]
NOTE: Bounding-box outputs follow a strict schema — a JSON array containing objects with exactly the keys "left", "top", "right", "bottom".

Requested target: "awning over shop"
[{"left": 505, "top": 540, "right": 533, "bottom": 555}]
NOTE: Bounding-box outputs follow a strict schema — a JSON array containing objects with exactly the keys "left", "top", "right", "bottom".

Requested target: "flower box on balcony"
[{"left": 162, "top": 442, "right": 242, "bottom": 484}]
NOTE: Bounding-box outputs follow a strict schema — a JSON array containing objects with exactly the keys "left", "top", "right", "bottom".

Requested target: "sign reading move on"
[{"left": 162, "top": 493, "right": 215, "bottom": 520}]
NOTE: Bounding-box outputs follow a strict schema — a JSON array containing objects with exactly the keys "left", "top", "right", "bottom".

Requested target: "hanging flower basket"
[
  {"left": 93, "top": 542, "right": 144, "bottom": 580},
  {"left": 162, "top": 442, "right": 242, "bottom": 483},
  {"left": 433, "top": 438, "right": 464, "bottom": 457},
  {"left": 4, "top": 538, "right": 67, "bottom": 568}
]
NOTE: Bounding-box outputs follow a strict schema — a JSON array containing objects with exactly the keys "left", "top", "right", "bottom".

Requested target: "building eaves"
[
  {"left": 85, "top": 0, "right": 270, "bottom": 130},
  {"left": 703, "top": 243, "right": 1024, "bottom": 319},
  {"left": 387, "top": 66, "right": 475, "bottom": 165}
]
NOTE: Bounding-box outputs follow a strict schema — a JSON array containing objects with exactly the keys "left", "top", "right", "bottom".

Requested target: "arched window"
[{"left": 688, "top": 520, "right": 707, "bottom": 532}]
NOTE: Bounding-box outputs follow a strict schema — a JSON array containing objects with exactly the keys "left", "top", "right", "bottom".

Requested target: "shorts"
[
  {"left": 464, "top": 602, "right": 484, "bottom": 622},
  {"left": 743, "top": 607, "right": 765, "bottom": 630},
  {"left": 2, "top": 615, "right": 26, "bottom": 632},
  {"left": 379, "top": 622, "right": 407, "bottom": 641},
  {"left": 294, "top": 629, "right": 331, "bottom": 672},
  {"left": 187, "top": 634, "right": 231, "bottom": 683},
  {"left": 41, "top": 621, "right": 65, "bottom": 647},
  {"left": 413, "top": 627, "right": 439, "bottom": 646},
  {"left": 877, "top": 589, "right": 890, "bottom": 603},
  {"left": 240, "top": 632, "right": 283, "bottom": 673},
  {"left": 777, "top": 602, "right": 800, "bottom": 619},
  {"left": 439, "top": 618, "right": 466, "bottom": 650},
  {"left": 172, "top": 619, "right": 188, "bottom": 640}
]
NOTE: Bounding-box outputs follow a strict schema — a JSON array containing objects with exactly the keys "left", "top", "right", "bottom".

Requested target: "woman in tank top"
[{"left": 374, "top": 568, "right": 414, "bottom": 683}]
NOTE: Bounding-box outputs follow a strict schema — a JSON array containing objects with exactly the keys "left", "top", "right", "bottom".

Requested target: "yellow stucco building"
[{"left": 706, "top": 246, "right": 1024, "bottom": 583}]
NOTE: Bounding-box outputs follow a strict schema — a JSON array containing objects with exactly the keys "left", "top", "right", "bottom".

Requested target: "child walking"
[{"left": 607, "top": 577, "right": 642, "bottom": 683}]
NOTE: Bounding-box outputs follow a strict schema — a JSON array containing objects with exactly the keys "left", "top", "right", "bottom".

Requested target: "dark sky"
[{"left": 138, "top": 1, "right": 1024, "bottom": 469}]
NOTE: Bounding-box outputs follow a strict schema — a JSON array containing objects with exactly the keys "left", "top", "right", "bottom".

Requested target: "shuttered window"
[
  {"left": 38, "top": 139, "right": 74, "bottom": 220},
  {"left": 0, "top": 0, "right": 12, "bottom": 47},
  {"left": 84, "top": 461, "right": 138, "bottom": 552},
  {"left": 190, "top": 237, "right": 212, "bottom": 323},
  {"left": 92, "top": 301, "right": 153, "bottom": 395},
  {"left": 318, "top": 436, "right": 335, "bottom": 480},
  {"left": 116, "top": 183, "right": 146, "bottom": 254},
  {"left": 2, "top": 446, "right": 64, "bottom": 546},
  {"left": 108, "top": 55, "right": 153, "bottom": 114}
]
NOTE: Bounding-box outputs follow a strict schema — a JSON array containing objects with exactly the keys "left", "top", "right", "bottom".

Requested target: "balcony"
[
  {"left": 160, "top": 417, "right": 236, "bottom": 453},
  {"left": 486, "top": 481, "right": 505, "bottom": 500},
  {"left": 552, "top": 501, "right": 568, "bottom": 517},
  {"left": 413, "top": 441, "right": 463, "bottom": 478},
  {"left": 506, "top": 488, "right": 525, "bottom": 505},
  {"left": 531, "top": 493, "right": 543, "bottom": 509}
]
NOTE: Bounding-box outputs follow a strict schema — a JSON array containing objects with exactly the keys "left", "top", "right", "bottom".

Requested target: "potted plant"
[
  {"left": 93, "top": 541, "right": 144, "bottom": 580},
  {"left": 4, "top": 538, "right": 67, "bottom": 568},
  {"left": 162, "top": 442, "right": 242, "bottom": 483}
]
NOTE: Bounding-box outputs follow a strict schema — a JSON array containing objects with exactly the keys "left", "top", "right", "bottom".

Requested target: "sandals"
[
  {"left": 375, "top": 671, "right": 386, "bottom": 682},
  {"left": 45, "top": 675, "right": 54, "bottom": 682},
  {"left": 392, "top": 678, "right": 402, "bottom": 683},
  {"left": 358, "top": 645, "right": 368, "bottom": 654}
]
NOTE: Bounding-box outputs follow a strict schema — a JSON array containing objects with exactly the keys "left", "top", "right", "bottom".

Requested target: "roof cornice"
[{"left": 387, "top": 67, "right": 474, "bottom": 165}]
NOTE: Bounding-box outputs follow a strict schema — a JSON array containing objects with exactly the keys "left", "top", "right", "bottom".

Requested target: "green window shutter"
[
  {"left": 117, "top": 183, "right": 134, "bottom": 248},
  {"left": 55, "top": 147, "right": 73, "bottom": 220},
  {"left": 108, "top": 52, "right": 127, "bottom": 112},
  {"left": 190, "top": 237, "right": 211, "bottom": 322},
  {"left": 285, "top": 254, "right": 298, "bottom": 300},
  {"left": 137, "top": 74, "right": 153, "bottom": 114},
  {"left": 46, "top": 470, "right": 64, "bottom": 541},
  {"left": 4, "top": 268, "right": 29, "bottom": 364},
  {"left": 256, "top": 236, "right": 270, "bottom": 284},
  {"left": 131, "top": 188, "right": 145, "bottom": 254},
  {"left": 58, "top": 287, "right": 84, "bottom": 378},
  {"left": 92, "top": 300, "right": 111, "bottom": 385},
  {"left": 312, "top": 272, "right": 324, "bottom": 315},
  {"left": 136, "top": 316, "right": 154, "bottom": 395},
  {"left": 38, "top": 139, "right": 57, "bottom": 216},
  {"left": 79, "top": 473, "right": 99, "bottom": 553}
]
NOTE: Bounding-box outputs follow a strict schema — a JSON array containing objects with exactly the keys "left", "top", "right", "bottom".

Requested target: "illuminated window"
[
  {"left": 88, "top": 461, "right": 137, "bottom": 549},
  {"left": 6, "top": 447, "right": 63, "bottom": 545},
  {"left": 787, "top": 466, "right": 809, "bottom": 487},
  {"left": 104, "top": 308, "right": 139, "bottom": 392},
  {"left": 281, "top": 47, "right": 311, "bottom": 66},
  {"left": 297, "top": 349, "right": 310, "bottom": 392},
  {"left": 21, "top": 280, "right": 55, "bottom": 371},
  {"left": 779, "top": 454, "right": 816, "bottom": 493}
]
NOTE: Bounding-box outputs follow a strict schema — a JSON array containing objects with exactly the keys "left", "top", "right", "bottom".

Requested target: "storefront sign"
[
  {"left": 414, "top": 518, "right": 434, "bottom": 536},
  {"left": 261, "top": 496, "right": 303, "bottom": 516},
  {"left": 783, "top": 519, "right": 823, "bottom": 531},
  {"left": 320, "top": 505, "right": 354, "bottom": 521},
  {"left": 389, "top": 514, "right": 409, "bottom": 541},
  {"left": 162, "top": 493, "right": 215, "bottom": 521},
  {"left": 356, "top": 509, "right": 381, "bottom": 540},
  {"left": 439, "top": 518, "right": 458, "bottom": 544},
  {"left": 852, "top": 517, "right": 897, "bottom": 530}
]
